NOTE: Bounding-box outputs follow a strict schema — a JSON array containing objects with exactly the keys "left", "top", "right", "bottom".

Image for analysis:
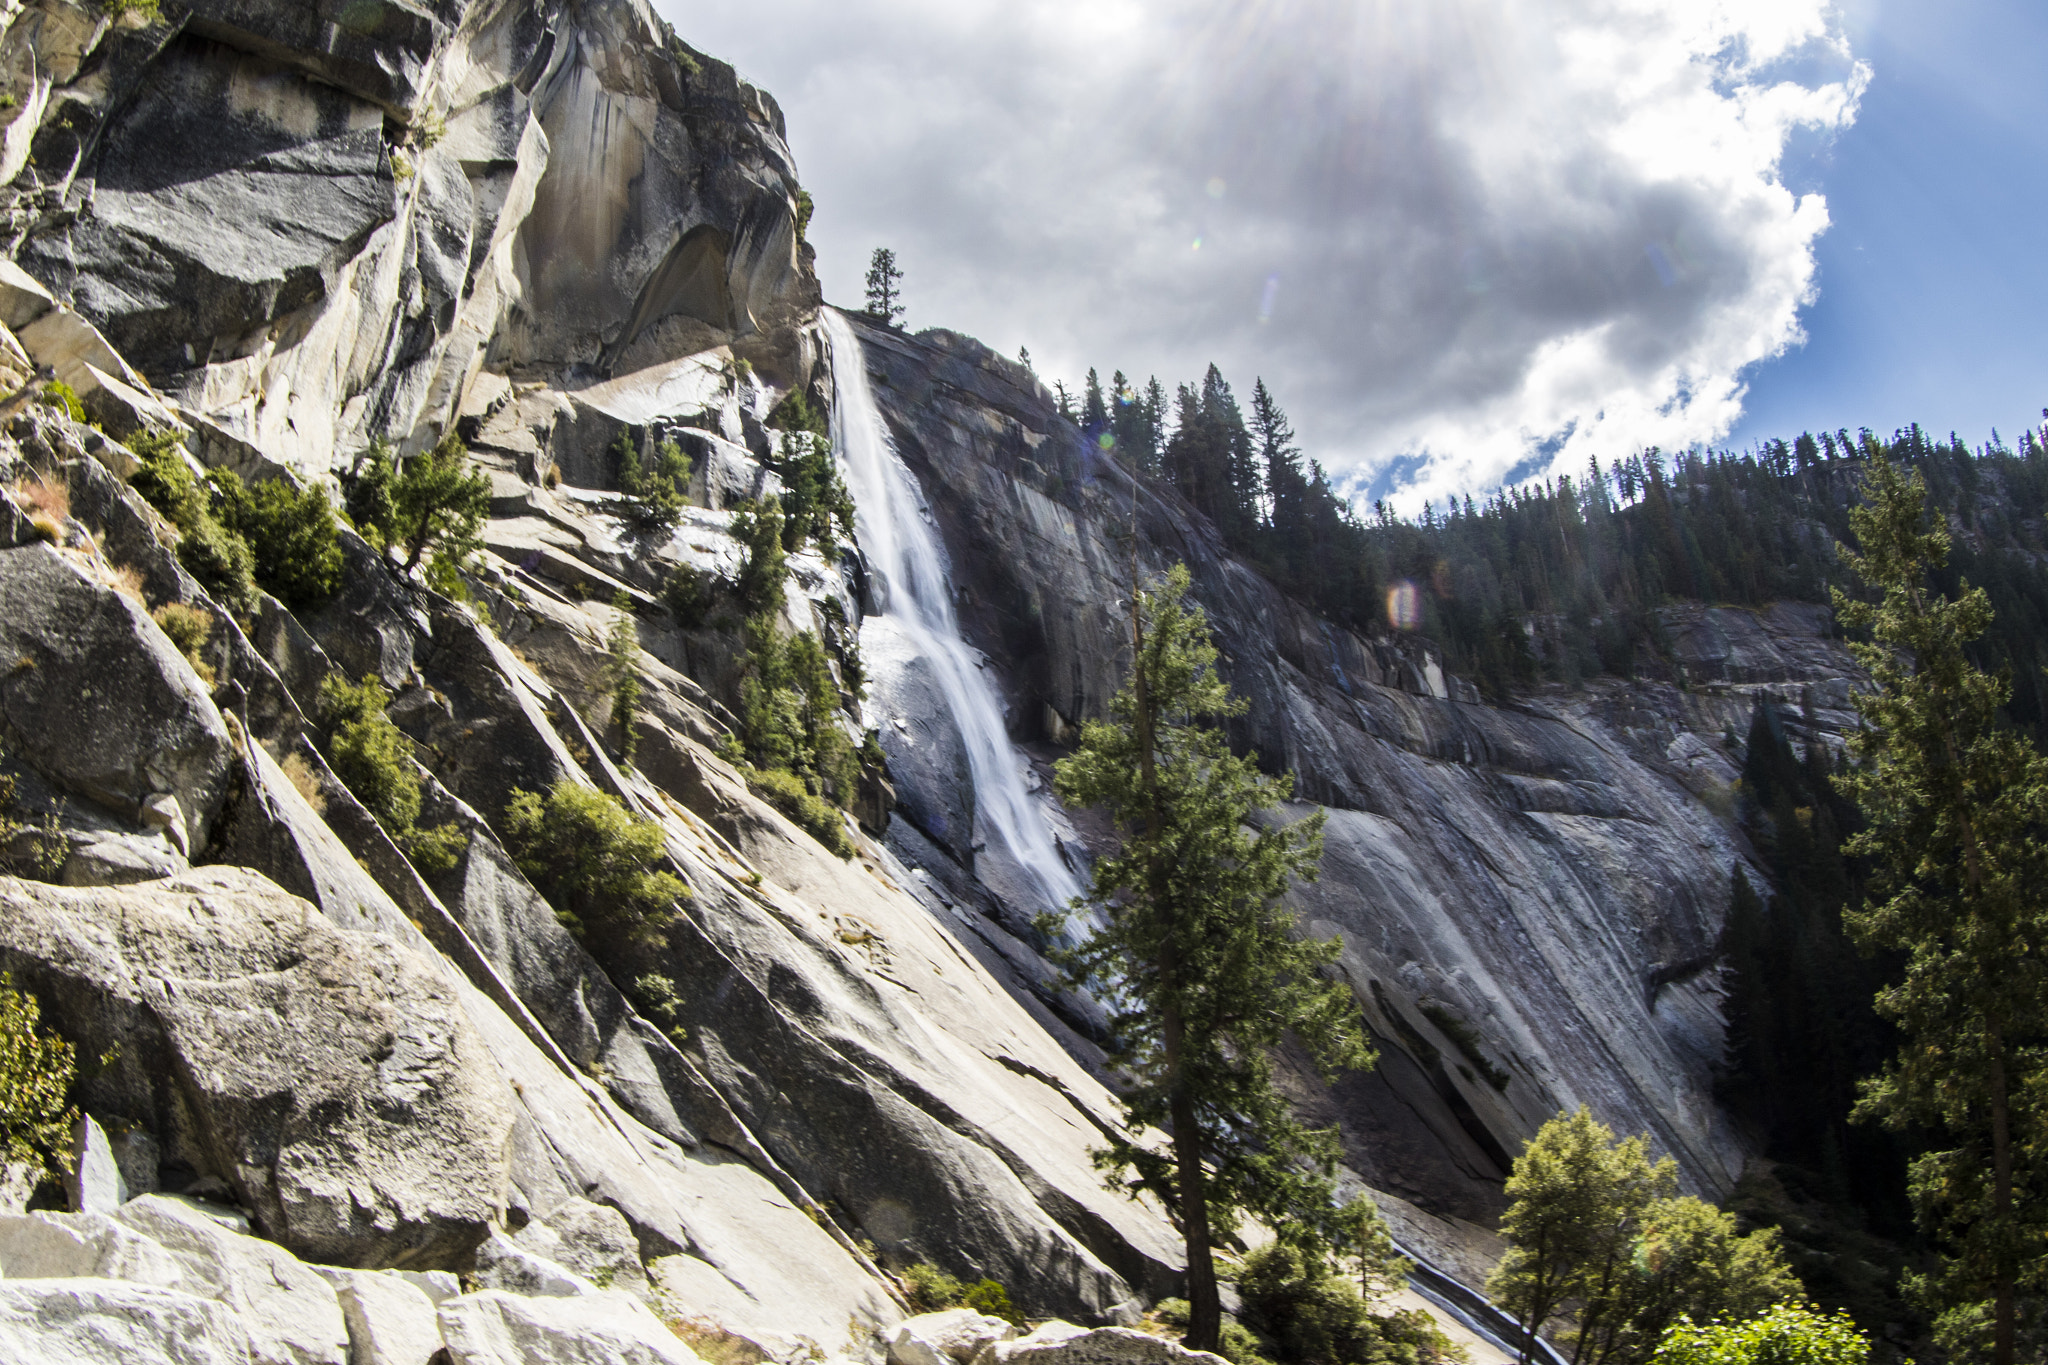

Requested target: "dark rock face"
[
  {"left": 21, "top": 34, "right": 397, "bottom": 381},
  {"left": 0, "top": 543, "right": 233, "bottom": 853},
  {"left": 843, "top": 315, "right": 1865, "bottom": 1217}
]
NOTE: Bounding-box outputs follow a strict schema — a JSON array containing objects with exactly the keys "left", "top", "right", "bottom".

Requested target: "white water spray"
[{"left": 825, "top": 309, "right": 1085, "bottom": 916}]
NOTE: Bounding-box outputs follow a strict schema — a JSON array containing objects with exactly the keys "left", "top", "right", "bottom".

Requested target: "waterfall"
[{"left": 824, "top": 309, "right": 1085, "bottom": 917}]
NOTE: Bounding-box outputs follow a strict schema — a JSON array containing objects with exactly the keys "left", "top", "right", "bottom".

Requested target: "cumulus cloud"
[{"left": 663, "top": 0, "right": 1866, "bottom": 508}]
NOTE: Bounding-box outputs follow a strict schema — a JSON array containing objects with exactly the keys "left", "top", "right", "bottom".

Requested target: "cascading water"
[{"left": 824, "top": 308, "right": 1085, "bottom": 918}]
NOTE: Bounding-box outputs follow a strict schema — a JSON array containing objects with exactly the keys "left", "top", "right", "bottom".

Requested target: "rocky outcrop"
[{"left": 8, "top": 0, "right": 818, "bottom": 483}]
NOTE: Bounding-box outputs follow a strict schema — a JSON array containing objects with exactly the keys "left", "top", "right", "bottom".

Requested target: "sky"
[{"left": 662, "top": 0, "right": 2048, "bottom": 512}]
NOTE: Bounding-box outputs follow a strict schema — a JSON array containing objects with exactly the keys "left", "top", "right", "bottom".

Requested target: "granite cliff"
[{"left": 0, "top": 1, "right": 1866, "bottom": 1361}]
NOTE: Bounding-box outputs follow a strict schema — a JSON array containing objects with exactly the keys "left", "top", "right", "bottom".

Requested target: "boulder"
[
  {"left": 315, "top": 1267, "right": 446, "bottom": 1365},
  {"left": 890, "top": 1309, "right": 1022, "bottom": 1365},
  {"left": 0, "top": 543, "right": 232, "bottom": 852},
  {"left": 511, "top": 1197, "right": 648, "bottom": 1300},
  {"left": 470, "top": 1230, "right": 595, "bottom": 1299},
  {"left": 438, "top": 1288, "right": 705, "bottom": 1365},
  {"left": 0, "top": 1278, "right": 252, "bottom": 1365},
  {"left": 0, "top": 1210, "right": 182, "bottom": 1284},
  {"left": 0, "top": 869, "right": 513, "bottom": 1270},
  {"left": 115, "top": 1194, "right": 349, "bottom": 1365},
  {"left": 59, "top": 829, "right": 188, "bottom": 886},
  {"left": 63, "top": 1114, "right": 126, "bottom": 1214},
  {"left": 976, "top": 1325, "right": 1229, "bottom": 1365}
]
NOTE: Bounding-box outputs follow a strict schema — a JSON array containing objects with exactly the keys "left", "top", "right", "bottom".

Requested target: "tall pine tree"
[
  {"left": 1049, "top": 564, "right": 1370, "bottom": 1353},
  {"left": 1833, "top": 457, "right": 2048, "bottom": 1365}
]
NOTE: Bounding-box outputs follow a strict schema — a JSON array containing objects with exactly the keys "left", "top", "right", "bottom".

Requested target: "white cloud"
[{"left": 662, "top": 0, "right": 1866, "bottom": 510}]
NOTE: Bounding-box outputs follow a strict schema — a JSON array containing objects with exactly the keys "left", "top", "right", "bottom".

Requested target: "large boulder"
[
  {"left": 0, "top": 1278, "right": 252, "bottom": 1365},
  {"left": 0, "top": 869, "right": 514, "bottom": 1269},
  {"left": 890, "top": 1309, "right": 1022, "bottom": 1365},
  {"left": 438, "top": 1288, "right": 705, "bottom": 1365},
  {"left": 0, "top": 543, "right": 233, "bottom": 853},
  {"left": 976, "top": 1325, "right": 1229, "bottom": 1365}
]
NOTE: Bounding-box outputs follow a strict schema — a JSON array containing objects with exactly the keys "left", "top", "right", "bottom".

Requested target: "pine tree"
[
  {"left": 1831, "top": 457, "right": 2048, "bottom": 1365},
  {"left": 1048, "top": 564, "right": 1370, "bottom": 1353},
  {"left": 606, "top": 592, "right": 642, "bottom": 763},
  {"left": 1082, "top": 367, "right": 1108, "bottom": 439},
  {"left": 864, "top": 248, "right": 905, "bottom": 327}
]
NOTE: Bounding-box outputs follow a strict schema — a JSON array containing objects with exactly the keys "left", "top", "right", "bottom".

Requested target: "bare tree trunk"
[{"left": 1167, "top": 1010, "right": 1220, "bottom": 1354}]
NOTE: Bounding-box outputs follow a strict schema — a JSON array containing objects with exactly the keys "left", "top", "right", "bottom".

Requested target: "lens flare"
[
  {"left": 1387, "top": 580, "right": 1423, "bottom": 631},
  {"left": 1258, "top": 273, "right": 1280, "bottom": 323}
]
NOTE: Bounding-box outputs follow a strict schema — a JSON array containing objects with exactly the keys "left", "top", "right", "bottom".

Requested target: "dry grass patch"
[
  {"left": 280, "top": 752, "right": 327, "bottom": 813},
  {"left": 662, "top": 1315, "right": 766, "bottom": 1365},
  {"left": 10, "top": 468, "right": 67, "bottom": 525}
]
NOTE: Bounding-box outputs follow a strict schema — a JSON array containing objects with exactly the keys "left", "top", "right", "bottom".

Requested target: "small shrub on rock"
[
  {"left": 150, "top": 603, "right": 213, "bottom": 682},
  {"left": 900, "top": 1262, "right": 966, "bottom": 1313},
  {"left": 317, "top": 674, "right": 467, "bottom": 874},
  {"left": 213, "top": 470, "right": 344, "bottom": 608},
  {"left": 746, "top": 766, "right": 852, "bottom": 859},
  {"left": 0, "top": 971, "right": 76, "bottom": 1181},
  {"left": 127, "top": 432, "right": 257, "bottom": 612},
  {"left": 39, "top": 380, "right": 83, "bottom": 423},
  {"left": 320, "top": 674, "right": 422, "bottom": 833},
  {"left": 502, "top": 780, "right": 687, "bottom": 948},
  {"left": 963, "top": 1278, "right": 1024, "bottom": 1327}
]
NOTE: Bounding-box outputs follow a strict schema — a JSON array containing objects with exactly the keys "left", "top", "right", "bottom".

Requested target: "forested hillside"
[{"left": 1066, "top": 364, "right": 2048, "bottom": 733}]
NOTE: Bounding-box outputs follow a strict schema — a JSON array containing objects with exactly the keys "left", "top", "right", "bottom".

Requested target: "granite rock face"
[{"left": 7, "top": 0, "right": 818, "bottom": 482}]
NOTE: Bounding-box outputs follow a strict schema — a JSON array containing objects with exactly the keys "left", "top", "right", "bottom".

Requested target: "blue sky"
[{"left": 1732, "top": 0, "right": 2048, "bottom": 456}]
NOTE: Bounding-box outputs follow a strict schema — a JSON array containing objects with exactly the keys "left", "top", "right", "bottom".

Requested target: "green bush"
[
  {"left": 1651, "top": 1304, "right": 1868, "bottom": 1365},
  {"left": 317, "top": 673, "right": 467, "bottom": 871},
  {"left": 320, "top": 674, "right": 422, "bottom": 832},
  {"left": 631, "top": 973, "right": 688, "bottom": 1046},
  {"left": 963, "top": 1279, "right": 1024, "bottom": 1327},
  {"left": 0, "top": 971, "right": 76, "bottom": 1179},
  {"left": 128, "top": 433, "right": 257, "bottom": 611},
  {"left": 746, "top": 766, "right": 852, "bottom": 859},
  {"left": 502, "top": 781, "right": 687, "bottom": 948},
  {"left": 1236, "top": 1242, "right": 1454, "bottom": 1365},
  {"left": 664, "top": 564, "right": 722, "bottom": 629},
  {"left": 40, "top": 379, "right": 83, "bottom": 423},
  {"left": 214, "top": 471, "right": 344, "bottom": 608},
  {"left": 899, "top": 1262, "right": 966, "bottom": 1313},
  {"left": 403, "top": 820, "right": 469, "bottom": 877}
]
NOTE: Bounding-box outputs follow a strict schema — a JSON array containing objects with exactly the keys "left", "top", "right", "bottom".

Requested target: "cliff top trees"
[
  {"left": 1049, "top": 563, "right": 1370, "bottom": 1354},
  {"left": 865, "top": 248, "right": 905, "bottom": 327},
  {"left": 1832, "top": 456, "right": 2048, "bottom": 1365}
]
